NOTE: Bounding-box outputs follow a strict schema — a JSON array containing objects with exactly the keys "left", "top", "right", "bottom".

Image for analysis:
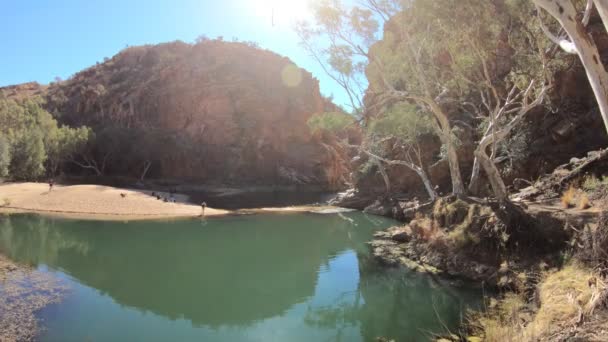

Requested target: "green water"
[{"left": 0, "top": 212, "right": 482, "bottom": 341}]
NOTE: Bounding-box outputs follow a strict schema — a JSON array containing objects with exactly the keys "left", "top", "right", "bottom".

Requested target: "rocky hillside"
[
  {"left": 345, "top": 13, "right": 608, "bottom": 206},
  {"left": 3, "top": 40, "right": 344, "bottom": 187}
]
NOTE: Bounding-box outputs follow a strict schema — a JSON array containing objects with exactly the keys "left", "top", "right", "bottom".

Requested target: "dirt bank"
[
  {"left": 0, "top": 182, "right": 349, "bottom": 221},
  {"left": 0, "top": 182, "right": 229, "bottom": 220}
]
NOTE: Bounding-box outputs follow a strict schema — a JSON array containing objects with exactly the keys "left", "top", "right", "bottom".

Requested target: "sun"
[{"left": 249, "top": 0, "right": 314, "bottom": 27}]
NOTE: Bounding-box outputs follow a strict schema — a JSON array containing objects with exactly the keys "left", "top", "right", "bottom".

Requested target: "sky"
[{"left": 0, "top": 0, "right": 351, "bottom": 108}]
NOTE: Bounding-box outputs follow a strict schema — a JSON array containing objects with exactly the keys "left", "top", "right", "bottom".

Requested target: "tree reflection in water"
[{"left": 0, "top": 213, "right": 482, "bottom": 341}]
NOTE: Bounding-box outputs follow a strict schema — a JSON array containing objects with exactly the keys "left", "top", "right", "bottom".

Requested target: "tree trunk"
[
  {"left": 412, "top": 166, "right": 437, "bottom": 201},
  {"left": 468, "top": 157, "right": 483, "bottom": 195},
  {"left": 475, "top": 148, "right": 508, "bottom": 201},
  {"left": 363, "top": 150, "right": 437, "bottom": 201},
  {"left": 445, "top": 138, "right": 465, "bottom": 195},
  {"left": 373, "top": 158, "right": 391, "bottom": 194},
  {"left": 140, "top": 160, "right": 152, "bottom": 182},
  {"left": 535, "top": 0, "right": 608, "bottom": 134},
  {"left": 426, "top": 100, "right": 466, "bottom": 196}
]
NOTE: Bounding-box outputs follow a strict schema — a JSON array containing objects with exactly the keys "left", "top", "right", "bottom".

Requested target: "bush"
[
  {"left": 307, "top": 111, "right": 356, "bottom": 135},
  {"left": 578, "top": 193, "right": 591, "bottom": 210},
  {"left": 2, "top": 198, "right": 10, "bottom": 207},
  {"left": 0, "top": 98, "right": 91, "bottom": 180},
  {"left": 0, "top": 135, "right": 10, "bottom": 178},
  {"left": 561, "top": 186, "right": 576, "bottom": 208},
  {"left": 582, "top": 175, "right": 608, "bottom": 192}
]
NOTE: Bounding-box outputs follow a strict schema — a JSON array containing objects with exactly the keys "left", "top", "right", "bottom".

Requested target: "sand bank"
[{"left": 0, "top": 182, "right": 228, "bottom": 220}]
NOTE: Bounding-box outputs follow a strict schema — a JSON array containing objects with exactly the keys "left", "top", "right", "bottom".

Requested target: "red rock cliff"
[{"left": 43, "top": 40, "right": 342, "bottom": 186}]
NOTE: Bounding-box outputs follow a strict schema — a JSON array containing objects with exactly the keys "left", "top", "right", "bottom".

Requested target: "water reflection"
[{"left": 0, "top": 213, "right": 481, "bottom": 341}]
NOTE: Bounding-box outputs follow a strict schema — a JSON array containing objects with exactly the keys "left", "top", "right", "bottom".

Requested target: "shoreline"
[{"left": 0, "top": 182, "right": 348, "bottom": 221}]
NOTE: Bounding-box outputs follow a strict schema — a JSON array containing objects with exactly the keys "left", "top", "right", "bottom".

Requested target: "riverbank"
[
  {"left": 0, "top": 182, "right": 231, "bottom": 220},
  {"left": 0, "top": 182, "right": 349, "bottom": 221}
]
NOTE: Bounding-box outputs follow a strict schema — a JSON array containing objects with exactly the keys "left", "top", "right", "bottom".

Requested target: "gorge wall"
[
  {"left": 3, "top": 40, "right": 343, "bottom": 187},
  {"left": 349, "top": 12, "right": 608, "bottom": 203}
]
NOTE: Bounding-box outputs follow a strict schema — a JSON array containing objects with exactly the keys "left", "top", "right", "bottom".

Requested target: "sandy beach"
[
  {"left": 0, "top": 182, "right": 229, "bottom": 220},
  {"left": 0, "top": 182, "right": 347, "bottom": 221}
]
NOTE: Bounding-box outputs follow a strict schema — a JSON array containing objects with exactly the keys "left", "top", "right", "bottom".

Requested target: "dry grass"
[
  {"left": 578, "top": 193, "right": 591, "bottom": 209},
  {"left": 561, "top": 185, "right": 593, "bottom": 209},
  {"left": 473, "top": 264, "right": 604, "bottom": 341},
  {"left": 446, "top": 204, "right": 492, "bottom": 249},
  {"left": 474, "top": 293, "right": 528, "bottom": 342},
  {"left": 561, "top": 186, "right": 576, "bottom": 208},
  {"left": 433, "top": 198, "right": 470, "bottom": 227},
  {"left": 531, "top": 265, "right": 594, "bottom": 335},
  {"left": 409, "top": 213, "right": 443, "bottom": 241}
]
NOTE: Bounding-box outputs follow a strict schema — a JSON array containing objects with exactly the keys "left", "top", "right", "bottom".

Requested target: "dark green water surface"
[{"left": 0, "top": 212, "right": 482, "bottom": 341}]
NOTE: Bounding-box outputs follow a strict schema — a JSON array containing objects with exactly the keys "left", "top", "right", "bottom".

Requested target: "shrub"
[
  {"left": 409, "top": 213, "right": 443, "bottom": 242},
  {"left": 2, "top": 198, "right": 10, "bottom": 207},
  {"left": 583, "top": 175, "right": 601, "bottom": 191},
  {"left": 561, "top": 186, "right": 576, "bottom": 208},
  {"left": 433, "top": 198, "right": 470, "bottom": 227},
  {"left": 307, "top": 111, "right": 356, "bottom": 135},
  {"left": 578, "top": 193, "right": 591, "bottom": 210}
]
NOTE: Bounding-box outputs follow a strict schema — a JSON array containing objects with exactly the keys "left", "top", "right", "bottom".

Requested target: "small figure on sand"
[
  {"left": 120, "top": 193, "right": 127, "bottom": 198},
  {"left": 48, "top": 180, "right": 54, "bottom": 192},
  {"left": 201, "top": 202, "right": 207, "bottom": 216}
]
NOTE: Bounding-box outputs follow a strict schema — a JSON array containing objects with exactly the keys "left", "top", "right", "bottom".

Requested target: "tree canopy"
[{"left": 0, "top": 97, "right": 91, "bottom": 180}]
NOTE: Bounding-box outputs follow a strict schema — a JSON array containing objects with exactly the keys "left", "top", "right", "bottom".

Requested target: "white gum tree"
[{"left": 533, "top": 0, "right": 608, "bottom": 133}]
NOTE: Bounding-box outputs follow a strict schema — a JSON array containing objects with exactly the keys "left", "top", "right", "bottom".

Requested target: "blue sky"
[{"left": 0, "top": 0, "right": 351, "bottom": 108}]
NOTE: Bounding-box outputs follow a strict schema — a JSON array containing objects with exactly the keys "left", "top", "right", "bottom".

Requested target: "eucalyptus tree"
[
  {"left": 0, "top": 136, "right": 9, "bottom": 178},
  {"left": 533, "top": 0, "right": 608, "bottom": 134},
  {"left": 302, "top": 0, "right": 558, "bottom": 201},
  {"left": 432, "top": 0, "right": 554, "bottom": 201},
  {"left": 299, "top": 0, "right": 468, "bottom": 195},
  {"left": 365, "top": 104, "right": 438, "bottom": 200},
  {"left": 296, "top": 0, "right": 388, "bottom": 119}
]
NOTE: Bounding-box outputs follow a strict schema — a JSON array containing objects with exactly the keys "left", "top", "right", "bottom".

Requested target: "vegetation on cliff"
[
  {"left": 1, "top": 40, "right": 347, "bottom": 187},
  {"left": 301, "top": 0, "right": 608, "bottom": 340},
  {"left": 41, "top": 40, "right": 342, "bottom": 186},
  {"left": 0, "top": 96, "right": 90, "bottom": 180}
]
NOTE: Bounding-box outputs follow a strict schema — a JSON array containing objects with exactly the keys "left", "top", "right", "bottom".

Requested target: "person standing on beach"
[
  {"left": 48, "top": 180, "right": 54, "bottom": 192},
  {"left": 201, "top": 202, "right": 207, "bottom": 216}
]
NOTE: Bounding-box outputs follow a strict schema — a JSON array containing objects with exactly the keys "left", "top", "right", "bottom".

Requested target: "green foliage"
[
  {"left": 0, "top": 97, "right": 91, "bottom": 180},
  {"left": 582, "top": 175, "right": 608, "bottom": 192},
  {"left": 9, "top": 128, "right": 46, "bottom": 180},
  {"left": 0, "top": 135, "right": 10, "bottom": 178},
  {"left": 47, "top": 125, "right": 93, "bottom": 174},
  {"left": 367, "top": 0, "right": 545, "bottom": 97},
  {"left": 367, "top": 104, "right": 433, "bottom": 142},
  {"left": 307, "top": 112, "right": 356, "bottom": 135}
]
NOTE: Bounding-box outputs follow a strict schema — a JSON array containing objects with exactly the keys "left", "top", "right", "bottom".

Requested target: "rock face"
[
  {"left": 35, "top": 40, "right": 342, "bottom": 186},
  {"left": 339, "top": 14, "right": 608, "bottom": 206}
]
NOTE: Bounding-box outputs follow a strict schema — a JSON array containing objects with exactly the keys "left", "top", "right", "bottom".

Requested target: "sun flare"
[{"left": 249, "top": 0, "right": 314, "bottom": 27}]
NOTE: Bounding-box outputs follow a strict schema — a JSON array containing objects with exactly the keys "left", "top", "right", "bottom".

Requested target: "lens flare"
[{"left": 281, "top": 64, "right": 303, "bottom": 87}]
